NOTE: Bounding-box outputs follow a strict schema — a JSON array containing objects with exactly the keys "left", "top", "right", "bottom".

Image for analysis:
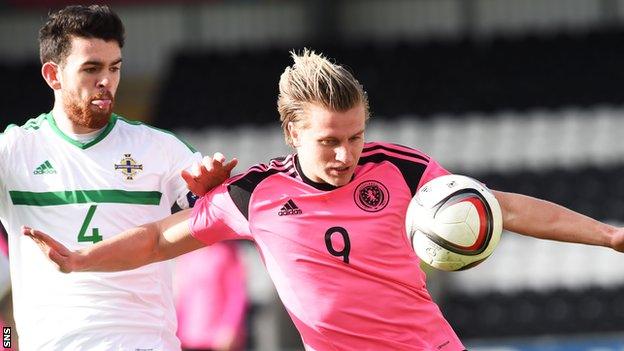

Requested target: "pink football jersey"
[{"left": 190, "top": 142, "right": 464, "bottom": 351}]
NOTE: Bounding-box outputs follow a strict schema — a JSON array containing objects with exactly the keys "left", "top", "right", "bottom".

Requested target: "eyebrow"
[
  {"left": 319, "top": 129, "right": 365, "bottom": 139},
  {"left": 81, "top": 58, "right": 123, "bottom": 66}
]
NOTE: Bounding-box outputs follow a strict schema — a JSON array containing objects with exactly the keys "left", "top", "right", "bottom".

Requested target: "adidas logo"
[
  {"left": 33, "top": 160, "right": 57, "bottom": 175},
  {"left": 278, "top": 199, "right": 302, "bottom": 216}
]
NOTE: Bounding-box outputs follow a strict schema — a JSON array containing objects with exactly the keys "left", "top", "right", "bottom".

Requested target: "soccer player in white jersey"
[
  {"left": 25, "top": 50, "right": 624, "bottom": 350},
  {"left": 0, "top": 5, "right": 234, "bottom": 350}
]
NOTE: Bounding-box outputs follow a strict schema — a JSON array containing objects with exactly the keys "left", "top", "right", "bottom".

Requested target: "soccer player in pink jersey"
[{"left": 24, "top": 50, "right": 624, "bottom": 351}]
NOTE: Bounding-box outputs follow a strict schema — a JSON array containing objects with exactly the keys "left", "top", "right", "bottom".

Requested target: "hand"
[
  {"left": 22, "top": 226, "right": 76, "bottom": 273},
  {"left": 611, "top": 227, "right": 624, "bottom": 253},
  {"left": 181, "top": 152, "right": 238, "bottom": 197}
]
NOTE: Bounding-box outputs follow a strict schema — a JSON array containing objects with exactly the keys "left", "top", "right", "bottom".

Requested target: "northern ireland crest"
[{"left": 114, "top": 154, "right": 143, "bottom": 180}]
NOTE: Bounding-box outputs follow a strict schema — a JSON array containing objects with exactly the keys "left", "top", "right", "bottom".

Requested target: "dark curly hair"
[{"left": 39, "top": 5, "right": 125, "bottom": 64}]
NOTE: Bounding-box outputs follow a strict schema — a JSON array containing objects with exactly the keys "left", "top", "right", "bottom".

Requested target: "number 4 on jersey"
[{"left": 77, "top": 205, "right": 103, "bottom": 243}]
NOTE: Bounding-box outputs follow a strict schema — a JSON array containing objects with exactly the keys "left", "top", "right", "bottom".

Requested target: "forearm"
[
  {"left": 73, "top": 223, "right": 160, "bottom": 272},
  {"left": 494, "top": 190, "right": 615, "bottom": 248},
  {"left": 72, "top": 209, "right": 203, "bottom": 272}
]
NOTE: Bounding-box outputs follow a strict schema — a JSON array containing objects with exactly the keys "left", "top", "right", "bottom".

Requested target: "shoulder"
[
  {"left": 359, "top": 141, "right": 431, "bottom": 166},
  {"left": 1, "top": 113, "right": 49, "bottom": 147},
  {"left": 229, "top": 155, "right": 296, "bottom": 190},
  {"left": 114, "top": 114, "right": 197, "bottom": 153},
  {"left": 229, "top": 155, "right": 296, "bottom": 193},
  {"left": 227, "top": 155, "right": 296, "bottom": 219},
  {"left": 358, "top": 142, "right": 439, "bottom": 196}
]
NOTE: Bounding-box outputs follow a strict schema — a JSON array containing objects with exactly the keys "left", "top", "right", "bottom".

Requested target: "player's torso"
[
  {"left": 4, "top": 118, "right": 175, "bottom": 247},
  {"left": 252, "top": 162, "right": 418, "bottom": 281},
  {"left": 249, "top": 162, "right": 460, "bottom": 350},
  {"left": 1, "top": 115, "right": 182, "bottom": 350}
]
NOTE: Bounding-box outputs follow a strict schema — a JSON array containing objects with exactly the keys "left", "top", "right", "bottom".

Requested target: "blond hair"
[{"left": 277, "top": 49, "right": 370, "bottom": 147}]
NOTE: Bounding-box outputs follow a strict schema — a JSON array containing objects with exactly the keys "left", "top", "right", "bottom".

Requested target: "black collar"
[{"left": 294, "top": 155, "right": 340, "bottom": 191}]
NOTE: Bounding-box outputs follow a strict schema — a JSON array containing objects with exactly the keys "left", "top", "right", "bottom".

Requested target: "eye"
[
  {"left": 319, "top": 139, "right": 337, "bottom": 146},
  {"left": 349, "top": 135, "right": 362, "bottom": 142},
  {"left": 110, "top": 66, "right": 121, "bottom": 73},
  {"left": 84, "top": 67, "right": 97, "bottom": 73}
]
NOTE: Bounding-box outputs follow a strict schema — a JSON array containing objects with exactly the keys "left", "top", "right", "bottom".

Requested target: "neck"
[{"left": 51, "top": 103, "right": 103, "bottom": 135}]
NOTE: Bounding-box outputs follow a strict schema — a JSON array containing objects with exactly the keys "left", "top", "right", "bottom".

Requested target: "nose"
[
  {"left": 334, "top": 146, "right": 352, "bottom": 164},
  {"left": 97, "top": 76, "right": 110, "bottom": 88}
]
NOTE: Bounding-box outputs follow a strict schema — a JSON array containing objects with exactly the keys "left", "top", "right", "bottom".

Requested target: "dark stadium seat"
[
  {"left": 0, "top": 61, "right": 52, "bottom": 128},
  {"left": 155, "top": 29, "right": 624, "bottom": 129},
  {"left": 443, "top": 285, "right": 624, "bottom": 339}
]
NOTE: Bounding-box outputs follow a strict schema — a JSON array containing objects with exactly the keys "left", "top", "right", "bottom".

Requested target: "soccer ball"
[{"left": 405, "top": 174, "right": 503, "bottom": 271}]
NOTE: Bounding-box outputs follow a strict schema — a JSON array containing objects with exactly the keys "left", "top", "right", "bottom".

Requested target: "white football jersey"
[{"left": 0, "top": 113, "right": 201, "bottom": 351}]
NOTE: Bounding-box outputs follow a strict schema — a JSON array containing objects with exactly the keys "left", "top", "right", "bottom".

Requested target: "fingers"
[
  {"left": 200, "top": 154, "right": 221, "bottom": 174},
  {"left": 23, "top": 226, "right": 47, "bottom": 252},
  {"left": 23, "top": 226, "right": 71, "bottom": 256},
  {"left": 22, "top": 226, "right": 73, "bottom": 272},
  {"left": 195, "top": 153, "right": 236, "bottom": 178},
  {"left": 183, "top": 152, "right": 236, "bottom": 197},
  {"left": 182, "top": 170, "right": 206, "bottom": 196},
  {"left": 213, "top": 152, "right": 225, "bottom": 164},
  {"left": 183, "top": 162, "right": 203, "bottom": 179},
  {"left": 181, "top": 169, "right": 196, "bottom": 185},
  {"left": 224, "top": 158, "right": 238, "bottom": 173}
]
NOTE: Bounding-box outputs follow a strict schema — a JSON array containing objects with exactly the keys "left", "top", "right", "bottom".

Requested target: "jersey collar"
[
  {"left": 294, "top": 154, "right": 341, "bottom": 192},
  {"left": 46, "top": 112, "right": 118, "bottom": 149}
]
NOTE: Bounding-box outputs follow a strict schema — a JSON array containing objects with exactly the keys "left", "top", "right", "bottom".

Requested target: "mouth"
[
  {"left": 328, "top": 165, "right": 351, "bottom": 175},
  {"left": 91, "top": 99, "right": 112, "bottom": 109}
]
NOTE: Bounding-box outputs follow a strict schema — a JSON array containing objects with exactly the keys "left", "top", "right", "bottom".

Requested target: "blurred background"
[{"left": 3, "top": 0, "right": 624, "bottom": 349}]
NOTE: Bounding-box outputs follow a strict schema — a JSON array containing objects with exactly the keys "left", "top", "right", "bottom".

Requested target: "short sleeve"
[
  {"left": 189, "top": 185, "right": 252, "bottom": 245},
  {"left": 161, "top": 135, "right": 202, "bottom": 209},
  {"left": 416, "top": 157, "right": 450, "bottom": 191}
]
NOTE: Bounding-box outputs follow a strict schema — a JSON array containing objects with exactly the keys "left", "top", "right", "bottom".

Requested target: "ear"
[
  {"left": 287, "top": 121, "right": 300, "bottom": 147},
  {"left": 41, "top": 62, "right": 62, "bottom": 90}
]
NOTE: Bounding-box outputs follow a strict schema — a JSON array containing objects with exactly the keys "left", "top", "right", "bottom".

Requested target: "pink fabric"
[
  {"left": 0, "top": 227, "right": 10, "bottom": 349},
  {"left": 190, "top": 142, "right": 464, "bottom": 351},
  {"left": 0, "top": 228, "right": 7, "bottom": 256},
  {"left": 175, "top": 242, "right": 247, "bottom": 350},
  {"left": 0, "top": 226, "right": 9, "bottom": 336}
]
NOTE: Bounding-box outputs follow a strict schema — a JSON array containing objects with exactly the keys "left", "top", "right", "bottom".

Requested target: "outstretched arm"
[
  {"left": 494, "top": 190, "right": 624, "bottom": 252},
  {"left": 23, "top": 208, "right": 205, "bottom": 273}
]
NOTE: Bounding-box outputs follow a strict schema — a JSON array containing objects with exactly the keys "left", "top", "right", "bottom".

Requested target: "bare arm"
[
  {"left": 23, "top": 208, "right": 206, "bottom": 273},
  {"left": 493, "top": 190, "right": 624, "bottom": 252}
]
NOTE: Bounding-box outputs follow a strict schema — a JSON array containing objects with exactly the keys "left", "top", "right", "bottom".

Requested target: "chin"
[{"left": 329, "top": 177, "right": 351, "bottom": 187}]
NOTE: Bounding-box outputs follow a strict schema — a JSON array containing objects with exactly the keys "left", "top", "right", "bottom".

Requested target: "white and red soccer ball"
[{"left": 406, "top": 174, "right": 503, "bottom": 271}]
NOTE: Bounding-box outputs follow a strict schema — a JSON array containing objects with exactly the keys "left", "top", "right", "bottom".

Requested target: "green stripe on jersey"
[{"left": 9, "top": 190, "right": 162, "bottom": 206}]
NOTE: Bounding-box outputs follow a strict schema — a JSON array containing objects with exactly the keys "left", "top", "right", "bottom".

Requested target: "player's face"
[
  {"left": 57, "top": 36, "right": 122, "bottom": 129},
  {"left": 290, "top": 103, "right": 366, "bottom": 187}
]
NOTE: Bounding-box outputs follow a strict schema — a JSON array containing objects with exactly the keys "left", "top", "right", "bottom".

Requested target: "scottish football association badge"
[
  {"left": 354, "top": 180, "right": 390, "bottom": 212},
  {"left": 114, "top": 154, "right": 143, "bottom": 180}
]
